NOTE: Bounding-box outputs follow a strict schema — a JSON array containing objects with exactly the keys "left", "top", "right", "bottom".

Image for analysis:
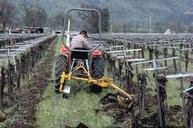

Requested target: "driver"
[{"left": 70, "top": 30, "right": 91, "bottom": 49}]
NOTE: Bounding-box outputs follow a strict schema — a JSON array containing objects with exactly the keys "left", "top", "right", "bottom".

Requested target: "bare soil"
[
  {"left": 98, "top": 92, "right": 182, "bottom": 128},
  {"left": 7, "top": 41, "right": 55, "bottom": 128}
]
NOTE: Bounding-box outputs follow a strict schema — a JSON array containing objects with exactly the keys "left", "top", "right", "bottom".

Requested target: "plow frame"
[{"left": 59, "top": 64, "right": 132, "bottom": 100}]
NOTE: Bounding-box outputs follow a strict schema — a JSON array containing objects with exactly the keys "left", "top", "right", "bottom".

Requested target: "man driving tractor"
[{"left": 70, "top": 30, "right": 91, "bottom": 49}]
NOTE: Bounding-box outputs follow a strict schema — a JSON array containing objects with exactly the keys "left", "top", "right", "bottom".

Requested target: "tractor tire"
[
  {"left": 91, "top": 56, "right": 105, "bottom": 93},
  {"left": 54, "top": 55, "right": 68, "bottom": 93}
]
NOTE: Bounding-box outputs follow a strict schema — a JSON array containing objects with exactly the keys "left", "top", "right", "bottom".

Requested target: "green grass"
[
  {"left": 36, "top": 36, "right": 114, "bottom": 128},
  {"left": 37, "top": 84, "right": 114, "bottom": 128}
]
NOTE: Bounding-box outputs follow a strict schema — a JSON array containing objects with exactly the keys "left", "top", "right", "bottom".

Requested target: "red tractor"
[
  {"left": 54, "top": 8, "right": 105, "bottom": 96},
  {"left": 54, "top": 8, "right": 132, "bottom": 101}
]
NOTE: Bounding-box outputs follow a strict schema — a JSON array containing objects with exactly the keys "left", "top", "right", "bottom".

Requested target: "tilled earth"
[
  {"left": 6, "top": 42, "right": 55, "bottom": 128},
  {"left": 98, "top": 91, "right": 183, "bottom": 128}
]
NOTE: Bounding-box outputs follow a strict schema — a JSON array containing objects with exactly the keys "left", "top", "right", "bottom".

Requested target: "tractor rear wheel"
[
  {"left": 91, "top": 56, "right": 105, "bottom": 93},
  {"left": 54, "top": 55, "right": 68, "bottom": 93}
]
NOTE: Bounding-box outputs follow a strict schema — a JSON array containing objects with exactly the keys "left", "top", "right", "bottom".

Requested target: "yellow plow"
[{"left": 59, "top": 64, "right": 132, "bottom": 100}]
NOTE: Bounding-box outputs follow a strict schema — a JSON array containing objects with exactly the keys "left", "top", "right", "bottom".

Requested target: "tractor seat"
[{"left": 71, "top": 48, "right": 90, "bottom": 60}]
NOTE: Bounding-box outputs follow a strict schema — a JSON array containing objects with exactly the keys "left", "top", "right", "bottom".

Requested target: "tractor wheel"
[
  {"left": 91, "top": 56, "right": 105, "bottom": 93},
  {"left": 54, "top": 55, "right": 68, "bottom": 93}
]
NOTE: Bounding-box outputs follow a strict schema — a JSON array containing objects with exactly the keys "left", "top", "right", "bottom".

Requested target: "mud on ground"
[
  {"left": 98, "top": 91, "right": 182, "bottom": 128},
  {"left": 1, "top": 41, "right": 55, "bottom": 128}
]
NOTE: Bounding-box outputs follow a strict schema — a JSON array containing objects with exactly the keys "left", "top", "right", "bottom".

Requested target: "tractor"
[{"left": 54, "top": 8, "right": 132, "bottom": 100}]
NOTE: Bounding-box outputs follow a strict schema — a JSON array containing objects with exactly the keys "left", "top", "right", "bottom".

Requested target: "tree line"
[
  {"left": 0, "top": 0, "right": 110, "bottom": 33},
  {"left": 0, "top": 0, "right": 193, "bottom": 33}
]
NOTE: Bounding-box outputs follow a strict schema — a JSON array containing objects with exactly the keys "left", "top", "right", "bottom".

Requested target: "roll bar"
[{"left": 62, "top": 8, "right": 102, "bottom": 51}]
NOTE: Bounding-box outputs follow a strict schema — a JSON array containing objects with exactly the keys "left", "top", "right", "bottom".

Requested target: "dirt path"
[{"left": 9, "top": 41, "right": 55, "bottom": 128}]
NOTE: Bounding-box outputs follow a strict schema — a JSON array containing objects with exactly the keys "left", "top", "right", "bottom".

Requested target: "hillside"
[{"left": 8, "top": 0, "right": 193, "bottom": 24}]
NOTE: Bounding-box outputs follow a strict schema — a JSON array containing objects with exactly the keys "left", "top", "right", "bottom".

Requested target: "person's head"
[{"left": 79, "top": 30, "right": 88, "bottom": 38}]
